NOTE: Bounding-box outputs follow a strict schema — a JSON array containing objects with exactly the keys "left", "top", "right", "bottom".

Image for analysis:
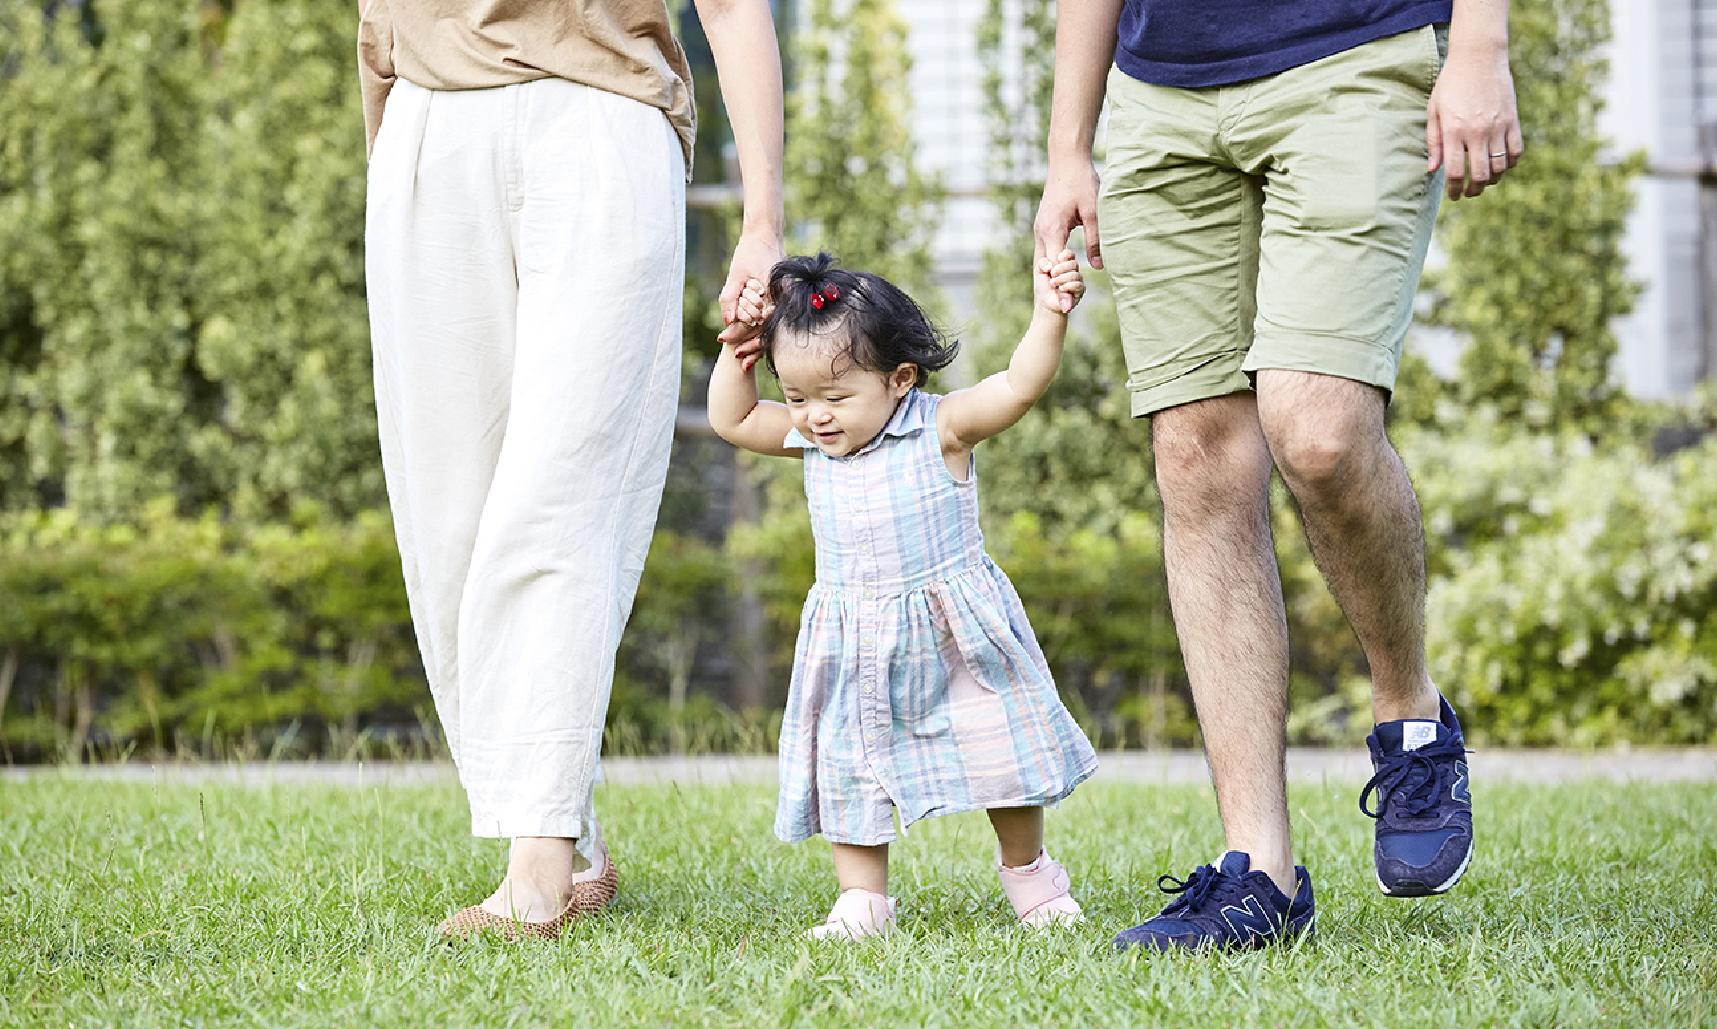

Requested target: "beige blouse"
[{"left": 358, "top": 0, "right": 696, "bottom": 172}]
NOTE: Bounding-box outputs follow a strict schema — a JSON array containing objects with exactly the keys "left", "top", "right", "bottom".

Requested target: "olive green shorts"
[{"left": 1099, "top": 25, "right": 1448, "bottom": 417}]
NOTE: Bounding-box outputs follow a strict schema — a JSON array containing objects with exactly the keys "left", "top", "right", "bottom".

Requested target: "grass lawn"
[{"left": 2, "top": 776, "right": 1713, "bottom": 1028}]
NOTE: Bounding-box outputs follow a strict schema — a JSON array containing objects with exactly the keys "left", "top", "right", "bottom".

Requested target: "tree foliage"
[
  {"left": 783, "top": 0, "right": 939, "bottom": 289},
  {"left": 0, "top": 0, "right": 377, "bottom": 520},
  {"left": 975, "top": 0, "right": 1054, "bottom": 241},
  {"left": 1413, "top": 0, "right": 1642, "bottom": 432},
  {"left": 193, "top": 0, "right": 379, "bottom": 516},
  {"left": 970, "top": 0, "right": 1157, "bottom": 535}
]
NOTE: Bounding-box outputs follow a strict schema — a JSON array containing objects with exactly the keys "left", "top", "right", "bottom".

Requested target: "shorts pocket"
[{"left": 1421, "top": 23, "right": 1448, "bottom": 92}]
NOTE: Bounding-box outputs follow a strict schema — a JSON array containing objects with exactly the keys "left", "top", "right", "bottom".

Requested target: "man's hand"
[
  {"left": 1034, "top": 0, "right": 1121, "bottom": 271},
  {"left": 1429, "top": 4, "right": 1523, "bottom": 201},
  {"left": 717, "top": 231, "right": 785, "bottom": 361},
  {"left": 1034, "top": 158, "right": 1104, "bottom": 277}
]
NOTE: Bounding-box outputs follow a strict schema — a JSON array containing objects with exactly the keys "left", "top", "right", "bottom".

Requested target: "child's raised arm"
[
  {"left": 937, "top": 250, "right": 1085, "bottom": 451},
  {"left": 707, "top": 279, "right": 801, "bottom": 458}
]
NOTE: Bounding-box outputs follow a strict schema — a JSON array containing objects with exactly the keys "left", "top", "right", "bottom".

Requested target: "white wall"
[
  {"left": 898, "top": 0, "right": 993, "bottom": 326},
  {"left": 1604, "top": 0, "right": 1707, "bottom": 398}
]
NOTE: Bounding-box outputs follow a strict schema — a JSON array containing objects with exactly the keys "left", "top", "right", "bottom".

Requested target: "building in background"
[
  {"left": 1605, "top": 0, "right": 1716, "bottom": 398},
  {"left": 899, "top": 0, "right": 992, "bottom": 324}
]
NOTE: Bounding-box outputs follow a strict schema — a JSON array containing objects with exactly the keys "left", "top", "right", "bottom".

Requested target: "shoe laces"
[
  {"left": 1360, "top": 737, "right": 1466, "bottom": 818},
  {"left": 1155, "top": 863, "right": 1232, "bottom": 916}
]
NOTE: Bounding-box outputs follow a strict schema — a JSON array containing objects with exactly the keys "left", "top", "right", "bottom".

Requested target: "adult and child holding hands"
[{"left": 357, "top": 0, "right": 1520, "bottom": 951}]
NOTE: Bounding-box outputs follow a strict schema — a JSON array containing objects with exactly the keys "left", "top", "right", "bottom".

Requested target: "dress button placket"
[{"left": 854, "top": 454, "right": 885, "bottom": 755}]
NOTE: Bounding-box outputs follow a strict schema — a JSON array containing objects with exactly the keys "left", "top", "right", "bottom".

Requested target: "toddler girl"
[{"left": 707, "top": 251, "right": 1099, "bottom": 939}]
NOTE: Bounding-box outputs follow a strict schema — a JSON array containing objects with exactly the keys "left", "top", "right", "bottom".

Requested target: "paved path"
[{"left": 4, "top": 748, "right": 1714, "bottom": 787}]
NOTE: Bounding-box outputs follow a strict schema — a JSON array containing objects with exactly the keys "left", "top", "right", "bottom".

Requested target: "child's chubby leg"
[
  {"left": 988, "top": 806, "right": 1045, "bottom": 868},
  {"left": 809, "top": 843, "right": 897, "bottom": 940},
  {"left": 990, "top": 806, "right": 1083, "bottom": 928},
  {"left": 832, "top": 842, "right": 890, "bottom": 895}
]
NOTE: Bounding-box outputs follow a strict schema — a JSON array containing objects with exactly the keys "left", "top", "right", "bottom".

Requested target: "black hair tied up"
[{"left": 759, "top": 253, "right": 957, "bottom": 387}]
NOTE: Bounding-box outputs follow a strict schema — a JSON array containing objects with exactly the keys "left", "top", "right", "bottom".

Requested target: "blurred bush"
[
  {"left": 0, "top": 0, "right": 378, "bottom": 520},
  {"left": 0, "top": 502, "right": 420, "bottom": 762},
  {"left": 0, "top": 506, "right": 790, "bottom": 761},
  {"left": 6, "top": 413, "right": 1713, "bottom": 762},
  {"left": 1406, "top": 410, "right": 1717, "bottom": 744}
]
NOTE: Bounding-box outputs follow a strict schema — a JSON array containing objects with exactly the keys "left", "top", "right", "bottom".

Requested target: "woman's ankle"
[{"left": 506, "top": 836, "right": 589, "bottom": 889}]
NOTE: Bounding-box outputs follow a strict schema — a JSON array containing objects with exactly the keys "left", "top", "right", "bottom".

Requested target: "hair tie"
[{"left": 810, "top": 285, "right": 840, "bottom": 311}]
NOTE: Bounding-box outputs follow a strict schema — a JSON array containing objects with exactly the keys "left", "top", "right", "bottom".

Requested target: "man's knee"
[
  {"left": 1150, "top": 396, "right": 1272, "bottom": 514},
  {"left": 1267, "top": 420, "right": 1367, "bottom": 495},
  {"left": 1257, "top": 372, "right": 1386, "bottom": 496}
]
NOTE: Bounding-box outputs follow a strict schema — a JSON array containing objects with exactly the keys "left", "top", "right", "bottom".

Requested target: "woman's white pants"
[{"left": 365, "top": 77, "right": 685, "bottom": 854}]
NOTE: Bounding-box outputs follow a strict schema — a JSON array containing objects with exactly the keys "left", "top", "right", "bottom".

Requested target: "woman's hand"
[
  {"left": 697, "top": 0, "right": 785, "bottom": 353},
  {"left": 717, "top": 233, "right": 785, "bottom": 361}
]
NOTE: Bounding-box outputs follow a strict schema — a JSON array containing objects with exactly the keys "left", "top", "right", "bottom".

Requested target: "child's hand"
[
  {"left": 728, "top": 277, "right": 772, "bottom": 370},
  {"left": 1035, "top": 249, "right": 1086, "bottom": 315}
]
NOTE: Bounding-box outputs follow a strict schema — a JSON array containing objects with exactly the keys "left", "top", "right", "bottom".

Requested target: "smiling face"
[{"left": 772, "top": 335, "right": 917, "bottom": 457}]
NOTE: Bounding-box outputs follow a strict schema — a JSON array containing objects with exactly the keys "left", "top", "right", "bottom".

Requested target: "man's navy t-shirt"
[{"left": 1115, "top": 0, "right": 1453, "bottom": 88}]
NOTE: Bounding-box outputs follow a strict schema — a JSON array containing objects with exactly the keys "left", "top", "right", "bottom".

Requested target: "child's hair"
[{"left": 760, "top": 254, "right": 957, "bottom": 387}]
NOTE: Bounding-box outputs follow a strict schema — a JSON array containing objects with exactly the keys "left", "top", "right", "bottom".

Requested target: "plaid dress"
[{"left": 774, "top": 389, "right": 1099, "bottom": 846}]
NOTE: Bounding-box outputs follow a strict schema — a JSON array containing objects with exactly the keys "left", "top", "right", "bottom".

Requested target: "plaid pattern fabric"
[{"left": 774, "top": 390, "right": 1099, "bottom": 846}]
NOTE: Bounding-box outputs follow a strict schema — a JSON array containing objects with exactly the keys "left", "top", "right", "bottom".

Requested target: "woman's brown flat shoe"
[{"left": 440, "top": 851, "right": 619, "bottom": 941}]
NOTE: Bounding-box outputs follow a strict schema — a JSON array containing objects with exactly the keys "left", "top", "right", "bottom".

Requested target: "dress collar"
[{"left": 782, "top": 388, "right": 929, "bottom": 456}]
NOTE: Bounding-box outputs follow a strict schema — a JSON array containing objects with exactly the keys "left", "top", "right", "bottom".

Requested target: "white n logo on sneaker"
[{"left": 1221, "top": 896, "right": 1279, "bottom": 940}]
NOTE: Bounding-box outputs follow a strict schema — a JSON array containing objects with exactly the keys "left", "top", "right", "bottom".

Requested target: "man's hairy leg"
[
  {"left": 1255, "top": 369, "right": 1439, "bottom": 724},
  {"left": 1152, "top": 394, "right": 1296, "bottom": 896}
]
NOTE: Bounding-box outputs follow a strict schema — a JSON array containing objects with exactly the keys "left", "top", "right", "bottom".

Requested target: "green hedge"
[
  {"left": 1409, "top": 417, "right": 1717, "bottom": 744},
  {"left": 5, "top": 415, "right": 1713, "bottom": 761},
  {"left": 0, "top": 502, "right": 418, "bottom": 761}
]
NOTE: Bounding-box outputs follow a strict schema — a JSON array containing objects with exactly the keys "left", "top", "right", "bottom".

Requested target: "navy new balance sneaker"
[
  {"left": 1112, "top": 851, "right": 1315, "bottom": 953},
  {"left": 1363, "top": 694, "right": 1473, "bottom": 897}
]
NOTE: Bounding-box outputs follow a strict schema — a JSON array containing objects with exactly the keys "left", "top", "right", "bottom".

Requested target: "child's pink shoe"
[
  {"left": 807, "top": 888, "right": 898, "bottom": 940},
  {"left": 998, "top": 849, "right": 1083, "bottom": 928}
]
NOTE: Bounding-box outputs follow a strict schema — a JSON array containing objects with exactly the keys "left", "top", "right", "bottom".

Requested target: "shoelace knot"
[
  {"left": 1360, "top": 737, "right": 1467, "bottom": 819},
  {"left": 1156, "top": 863, "right": 1232, "bottom": 915}
]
